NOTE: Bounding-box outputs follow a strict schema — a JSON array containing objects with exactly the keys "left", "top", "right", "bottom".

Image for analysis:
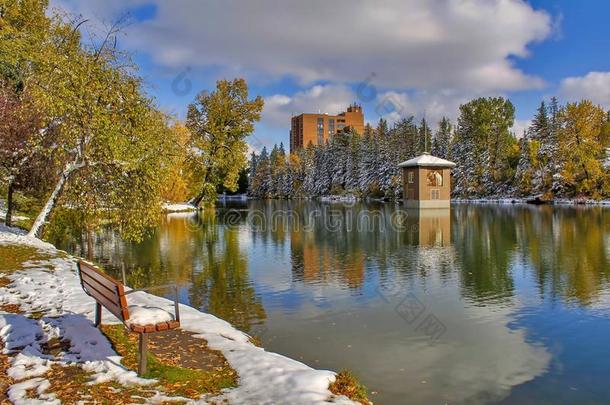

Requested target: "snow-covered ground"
[
  {"left": 0, "top": 206, "right": 29, "bottom": 222},
  {"left": 452, "top": 197, "right": 610, "bottom": 206},
  {"left": 162, "top": 202, "right": 198, "bottom": 212},
  {"left": 0, "top": 227, "right": 356, "bottom": 404}
]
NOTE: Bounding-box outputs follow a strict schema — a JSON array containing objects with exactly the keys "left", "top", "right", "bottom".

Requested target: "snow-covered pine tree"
[
  {"left": 544, "top": 97, "right": 564, "bottom": 195},
  {"left": 248, "top": 151, "right": 258, "bottom": 193},
  {"left": 432, "top": 117, "right": 452, "bottom": 159},
  {"left": 524, "top": 101, "right": 548, "bottom": 195},
  {"left": 514, "top": 130, "right": 535, "bottom": 195},
  {"left": 418, "top": 117, "right": 432, "bottom": 154}
]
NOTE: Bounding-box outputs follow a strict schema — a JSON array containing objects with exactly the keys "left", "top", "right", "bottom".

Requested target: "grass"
[
  {"left": 329, "top": 369, "right": 371, "bottom": 405},
  {"left": 0, "top": 244, "right": 54, "bottom": 273},
  {"left": 101, "top": 324, "right": 237, "bottom": 399},
  {"left": 45, "top": 364, "right": 164, "bottom": 404}
]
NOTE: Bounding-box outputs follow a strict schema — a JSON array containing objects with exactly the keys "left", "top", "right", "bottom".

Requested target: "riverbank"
[
  {"left": 452, "top": 197, "right": 610, "bottom": 205},
  {"left": 274, "top": 194, "right": 610, "bottom": 206},
  {"left": 0, "top": 225, "right": 364, "bottom": 404}
]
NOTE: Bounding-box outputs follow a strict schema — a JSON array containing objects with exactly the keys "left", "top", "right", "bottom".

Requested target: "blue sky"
[{"left": 52, "top": 0, "right": 610, "bottom": 149}]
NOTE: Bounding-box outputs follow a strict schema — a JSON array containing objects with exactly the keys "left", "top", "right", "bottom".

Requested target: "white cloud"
[
  {"left": 263, "top": 84, "right": 356, "bottom": 128},
  {"left": 511, "top": 119, "right": 531, "bottom": 138},
  {"left": 54, "top": 0, "right": 552, "bottom": 93},
  {"left": 371, "top": 89, "right": 473, "bottom": 128},
  {"left": 559, "top": 71, "right": 610, "bottom": 109}
]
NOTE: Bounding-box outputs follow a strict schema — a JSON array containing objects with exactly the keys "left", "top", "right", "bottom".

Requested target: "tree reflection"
[
  {"left": 516, "top": 206, "right": 610, "bottom": 305},
  {"left": 188, "top": 221, "right": 266, "bottom": 333},
  {"left": 452, "top": 205, "right": 517, "bottom": 304},
  {"left": 51, "top": 201, "right": 610, "bottom": 331},
  {"left": 452, "top": 204, "right": 610, "bottom": 307}
]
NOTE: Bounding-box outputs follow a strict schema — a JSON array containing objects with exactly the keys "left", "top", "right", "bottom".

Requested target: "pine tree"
[
  {"left": 529, "top": 101, "right": 551, "bottom": 194},
  {"left": 250, "top": 147, "right": 271, "bottom": 198},
  {"left": 248, "top": 151, "right": 258, "bottom": 192},
  {"left": 432, "top": 117, "right": 452, "bottom": 159},
  {"left": 418, "top": 117, "right": 432, "bottom": 154},
  {"left": 514, "top": 131, "right": 537, "bottom": 195}
]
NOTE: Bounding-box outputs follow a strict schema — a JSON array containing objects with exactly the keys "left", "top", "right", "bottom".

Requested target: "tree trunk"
[
  {"left": 188, "top": 190, "right": 206, "bottom": 207},
  {"left": 28, "top": 164, "right": 75, "bottom": 238},
  {"left": 189, "top": 168, "right": 212, "bottom": 207},
  {"left": 86, "top": 225, "right": 94, "bottom": 261},
  {"left": 5, "top": 177, "right": 14, "bottom": 227}
]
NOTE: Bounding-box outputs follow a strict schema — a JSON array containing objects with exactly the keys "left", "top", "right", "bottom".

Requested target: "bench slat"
[
  {"left": 81, "top": 271, "right": 119, "bottom": 303},
  {"left": 89, "top": 290, "right": 126, "bottom": 321},
  {"left": 79, "top": 262, "right": 126, "bottom": 294},
  {"left": 78, "top": 261, "right": 129, "bottom": 322}
]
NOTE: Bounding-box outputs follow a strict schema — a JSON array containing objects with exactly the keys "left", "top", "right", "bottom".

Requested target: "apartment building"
[{"left": 289, "top": 104, "right": 364, "bottom": 151}]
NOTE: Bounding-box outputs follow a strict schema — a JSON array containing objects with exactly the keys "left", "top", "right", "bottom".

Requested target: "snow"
[
  {"left": 126, "top": 303, "right": 175, "bottom": 327},
  {"left": 162, "top": 203, "right": 197, "bottom": 212},
  {"left": 397, "top": 153, "right": 456, "bottom": 168},
  {"left": 0, "top": 207, "right": 28, "bottom": 222},
  {"left": 0, "top": 223, "right": 55, "bottom": 250},
  {"left": 8, "top": 377, "right": 58, "bottom": 405},
  {"left": 0, "top": 229, "right": 357, "bottom": 404},
  {"left": 452, "top": 198, "right": 610, "bottom": 206}
]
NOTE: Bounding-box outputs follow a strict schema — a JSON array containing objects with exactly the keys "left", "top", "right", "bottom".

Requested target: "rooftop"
[{"left": 398, "top": 153, "right": 456, "bottom": 168}]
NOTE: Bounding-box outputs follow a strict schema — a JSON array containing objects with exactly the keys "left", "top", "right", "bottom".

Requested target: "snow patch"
[
  {"left": 8, "top": 377, "right": 58, "bottom": 405},
  {"left": 162, "top": 203, "right": 197, "bottom": 213},
  {"left": 126, "top": 303, "right": 175, "bottom": 327}
]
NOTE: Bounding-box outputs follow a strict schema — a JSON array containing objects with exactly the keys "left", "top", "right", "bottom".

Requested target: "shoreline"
[
  {"left": 233, "top": 195, "right": 610, "bottom": 206},
  {"left": 0, "top": 226, "right": 360, "bottom": 404},
  {"left": 451, "top": 198, "right": 610, "bottom": 206}
]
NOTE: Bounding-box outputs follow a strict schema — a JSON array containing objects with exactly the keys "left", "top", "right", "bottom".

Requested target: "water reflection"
[{"left": 51, "top": 202, "right": 610, "bottom": 404}]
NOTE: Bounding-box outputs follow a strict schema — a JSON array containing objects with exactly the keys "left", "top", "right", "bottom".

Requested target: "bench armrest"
[{"left": 125, "top": 284, "right": 181, "bottom": 323}]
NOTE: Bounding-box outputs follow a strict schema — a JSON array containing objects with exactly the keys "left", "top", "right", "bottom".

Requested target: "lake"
[{"left": 54, "top": 201, "right": 610, "bottom": 404}]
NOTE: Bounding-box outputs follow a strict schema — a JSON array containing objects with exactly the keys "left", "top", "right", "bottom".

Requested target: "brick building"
[{"left": 289, "top": 104, "right": 364, "bottom": 151}]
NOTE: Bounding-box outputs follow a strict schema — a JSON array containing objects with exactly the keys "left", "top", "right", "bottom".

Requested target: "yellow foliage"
[{"left": 161, "top": 122, "right": 194, "bottom": 202}]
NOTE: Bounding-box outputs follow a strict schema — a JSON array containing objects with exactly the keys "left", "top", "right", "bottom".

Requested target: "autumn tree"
[
  {"left": 0, "top": 81, "right": 55, "bottom": 226},
  {"left": 0, "top": 0, "right": 66, "bottom": 225},
  {"left": 186, "top": 79, "right": 263, "bottom": 206},
  {"left": 452, "top": 97, "right": 516, "bottom": 196},
  {"left": 557, "top": 100, "right": 610, "bottom": 197},
  {"left": 1, "top": 1, "right": 178, "bottom": 240},
  {"left": 161, "top": 122, "right": 194, "bottom": 202}
]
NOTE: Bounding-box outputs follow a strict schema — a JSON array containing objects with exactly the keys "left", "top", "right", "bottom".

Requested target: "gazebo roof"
[{"left": 398, "top": 153, "right": 456, "bottom": 168}]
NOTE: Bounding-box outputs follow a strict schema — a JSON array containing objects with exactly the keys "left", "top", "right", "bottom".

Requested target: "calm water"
[{"left": 54, "top": 201, "right": 610, "bottom": 404}]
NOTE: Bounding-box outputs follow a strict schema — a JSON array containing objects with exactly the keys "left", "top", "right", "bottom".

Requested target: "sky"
[{"left": 51, "top": 0, "right": 610, "bottom": 151}]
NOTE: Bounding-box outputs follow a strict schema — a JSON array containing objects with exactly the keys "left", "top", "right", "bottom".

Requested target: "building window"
[
  {"left": 431, "top": 189, "right": 440, "bottom": 200},
  {"left": 328, "top": 119, "right": 335, "bottom": 136},
  {"left": 408, "top": 171, "right": 414, "bottom": 184},
  {"left": 317, "top": 117, "right": 324, "bottom": 144},
  {"left": 427, "top": 170, "right": 443, "bottom": 187}
]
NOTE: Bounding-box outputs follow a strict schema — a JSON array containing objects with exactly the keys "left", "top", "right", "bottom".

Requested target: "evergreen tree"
[
  {"left": 514, "top": 131, "right": 537, "bottom": 195},
  {"left": 418, "top": 117, "right": 432, "bottom": 154},
  {"left": 432, "top": 117, "right": 452, "bottom": 159},
  {"left": 248, "top": 151, "right": 258, "bottom": 191}
]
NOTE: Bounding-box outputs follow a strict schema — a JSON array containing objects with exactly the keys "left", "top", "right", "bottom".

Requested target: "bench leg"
[
  {"left": 94, "top": 302, "right": 102, "bottom": 327},
  {"left": 138, "top": 333, "right": 148, "bottom": 376}
]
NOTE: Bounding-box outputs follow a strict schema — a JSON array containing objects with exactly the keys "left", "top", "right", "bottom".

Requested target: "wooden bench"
[{"left": 77, "top": 260, "right": 180, "bottom": 375}]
